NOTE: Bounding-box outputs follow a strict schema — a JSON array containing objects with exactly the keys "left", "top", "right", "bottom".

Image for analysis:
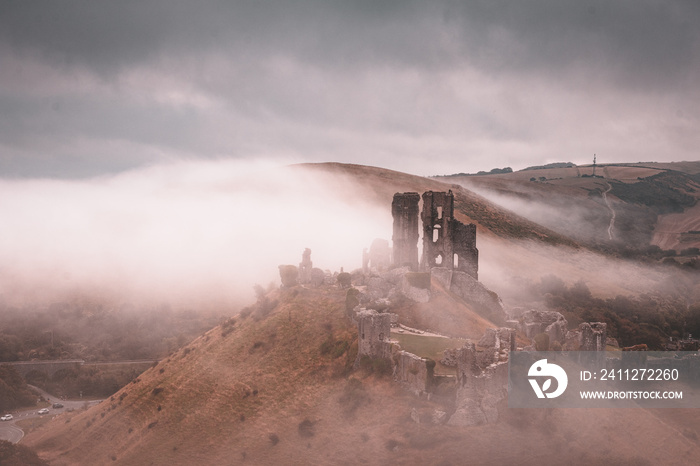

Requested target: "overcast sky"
[{"left": 1, "top": 0, "right": 699, "bottom": 178}]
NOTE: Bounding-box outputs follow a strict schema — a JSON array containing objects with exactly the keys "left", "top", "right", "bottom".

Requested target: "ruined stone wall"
[
  {"left": 452, "top": 221, "right": 478, "bottom": 279},
  {"left": 298, "top": 248, "right": 313, "bottom": 284},
  {"left": 364, "top": 239, "right": 391, "bottom": 274},
  {"left": 391, "top": 190, "right": 478, "bottom": 278},
  {"left": 449, "top": 270, "right": 505, "bottom": 323},
  {"left": 392, "top": 193, "right": 421, "bottom": 270},
  {"left": 448, "top": 343, "right": 509, "bottom": 426},
  {"left": 420, "top": 190, "right": 478, "bottom": 279},
  {"left": 579, "top": 322, "right": 607, "bottom": 351},
  {"left": 520, "top": 310, "right": 568, "bottom": 344},
  {"left": 356, "top": 309, "right": 393, "bottom": 360},
  {"left": 421, "top": 190, "right": 455, "bottom": 269},
  {"left": 394, "top": 350, "right": 434, "bottom": 395}
]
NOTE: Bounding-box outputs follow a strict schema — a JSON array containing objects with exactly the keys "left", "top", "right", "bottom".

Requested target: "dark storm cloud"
[
  {"left": 0, "top": 1, "right": 699, "bottom": 177},
  {"left": 447, "top": 1, "right": 699, "bottom": 84},
  {"left": 3, "top": 1, "right": 697, "bottom": 81}
]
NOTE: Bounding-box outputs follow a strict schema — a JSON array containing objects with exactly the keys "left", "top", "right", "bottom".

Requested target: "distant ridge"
[{"left": 522, "top": 162, "right": 577, "bottom": 171}]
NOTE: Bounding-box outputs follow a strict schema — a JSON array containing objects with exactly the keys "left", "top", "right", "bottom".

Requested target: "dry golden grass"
[
  {"left": 20, "top": 162, "right": 700, "bottom": 465},
  {"left": 22, "top": 284, "right": 700, "bottom": 465}
]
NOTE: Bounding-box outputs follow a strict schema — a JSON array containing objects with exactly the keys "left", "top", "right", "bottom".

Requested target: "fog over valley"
[{"left": 0, "top": 160, "right": 388, "bottom": 307}]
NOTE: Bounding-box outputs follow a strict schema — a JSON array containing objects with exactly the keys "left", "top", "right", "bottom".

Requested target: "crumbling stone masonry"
[
  {"left": 299, "top": 248, "right": 313, "bottom": 284},
  {"left": 421, "top": 190, "right": 478, "bottom": 279},
  {"left": 392, "top": 193, "right": 421, "bottom": 270},
  {"left": 579, "top": 322, "right": 607, "bottom": 351},
  {"left": 278, "top": 264, "right": 298, "bottom": 288},
  {"left": 362, "top": 238, "right": 391, "bottom": 274},
  {"left": 448, "top": 269, "right": 504, "bottom": 322},
  {"left": 562, "top": 322, "right": 608, "bottom": 352},
  {"left": 394, "top": 350, "right": 434, "bottom": 395},
  {"left": 356, "top": 309, "right": 393, "bottom": 361},
  {"left": 391, "top": 190, "right": 479, "bottom": 278},
  {"left": 520, "top": 310, "right": 568, "bottom": 345},
  {"left": 448, "top": 342, "right": 509, "bottom": 426}
]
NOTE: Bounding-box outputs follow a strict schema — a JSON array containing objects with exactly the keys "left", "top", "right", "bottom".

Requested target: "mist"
[
  {"left": 0, "top": 160, "right": 389, "bottom": 308},
  {"left": 456, "top": 179, "right": 614, "bottom": 245}
]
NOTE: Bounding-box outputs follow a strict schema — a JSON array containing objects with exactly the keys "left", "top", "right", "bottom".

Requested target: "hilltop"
[
  {"left": 22, "top": 284, "right": 700, "bottom": 465},
  {"left": 20, "top": 161, "right": 700, "bottom": 465}
]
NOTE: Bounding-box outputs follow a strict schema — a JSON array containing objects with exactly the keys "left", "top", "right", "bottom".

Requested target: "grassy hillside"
[
  {"left": 298, "top": 163, "right": 577, "bottom": 246},
  {"left": 19, "top": 161, "right": 700, "bottom": 464},
  {"left": 441, "top": 162, "right": 700, "bottom": 250},
  {"left": 23, "top": 285, "right": 700, "bottom": 465}
]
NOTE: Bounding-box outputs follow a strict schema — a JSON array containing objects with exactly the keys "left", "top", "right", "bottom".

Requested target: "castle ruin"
[
  {"left": 421, "top": 190, "right": 478, "bottom": 279},
  {"left": 298, "top": 248, "right": 313, "bottom": 284},
  {"left": 283, "top": 189, "right": 612, "bottom": 427},
  {"left": 391, "top": 192, "right": 421, "bottom": 270},
  {"left": 391, "top": 190, "right": 478, "bottom": 279}
]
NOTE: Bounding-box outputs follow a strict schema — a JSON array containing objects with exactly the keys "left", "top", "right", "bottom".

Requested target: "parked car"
[
  {"left": 1, "top": 414, "right": 13, "bottom": 421},
  {"left": 52, "top": 403, "right": 64, "bottom": 409},
  {"left": 38, "top": 408, "right": 50, "bottom": 415}
]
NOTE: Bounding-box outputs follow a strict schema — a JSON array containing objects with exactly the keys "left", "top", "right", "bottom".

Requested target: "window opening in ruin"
[
  {"left": 379, "top": 333, "right": 384, "bottom": 341},
  {"left": 454, "top": 254, "right": 459, "bottom": 268},
  {"left": 361, "top": 333, "right": 365, "bottom": 339},
  {"left": 432, "top": 225, "right": 440, "bottom": 243},
  {"left": 437, "top": 206, "right": 443, "bottom": 219},
  {"left": 435, "top": 254, "right": 443, "bottom": 265}
]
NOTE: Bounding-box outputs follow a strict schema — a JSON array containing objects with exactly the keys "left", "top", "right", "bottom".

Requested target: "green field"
[{"left": 392, "top": 332, "right": 466, "bottom": 375}]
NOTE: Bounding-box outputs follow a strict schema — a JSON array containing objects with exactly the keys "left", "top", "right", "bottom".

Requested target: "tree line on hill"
[{"left": 534, "top": 274, "right": 700, "bottom": 350}]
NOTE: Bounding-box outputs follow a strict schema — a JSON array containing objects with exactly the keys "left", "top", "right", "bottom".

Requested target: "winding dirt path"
[{"left": 601, "top": 181, "right": 616, "bottom": 241}]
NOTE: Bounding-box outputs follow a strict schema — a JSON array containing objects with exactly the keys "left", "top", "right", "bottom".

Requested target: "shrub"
[
  {"left": 221, "top": 317, "right": 237, "bottom": 337},
  {"left": 320, "top": 336, "right": 350, "bottom": 359},
  {"left": 278, "top": 265, "right": 299, "bottom": 288},
  {"left": 268, "top": 433, "right": 280, "bottom": 446},
  {"left": 0, "top": 440, "right": 49, "bottom": 466},
  {"left": 534, "top": 333, "right": 550, "bottom": 351},
  {"left": 298, "top": 419, "right": 315, "bottom": 438},
  {"left": 385, "top": 439, "right": 400, "bottom": 451},
  {"left": 337, "top": 272, "right": 352, "bottom": 288},
  {"left": 345, "top": 288, "right": 360, "bottom": 315}
]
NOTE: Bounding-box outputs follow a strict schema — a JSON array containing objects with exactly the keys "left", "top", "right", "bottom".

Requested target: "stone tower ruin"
[
  {"left": 391, "top": 192, "right": 421, "bottom": 270},
  {"left": 421, "top": 190, "right": 478, "bottom": 279},
  {"left": 391, "top": 190, "right": 478, "bottom": 277}
]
